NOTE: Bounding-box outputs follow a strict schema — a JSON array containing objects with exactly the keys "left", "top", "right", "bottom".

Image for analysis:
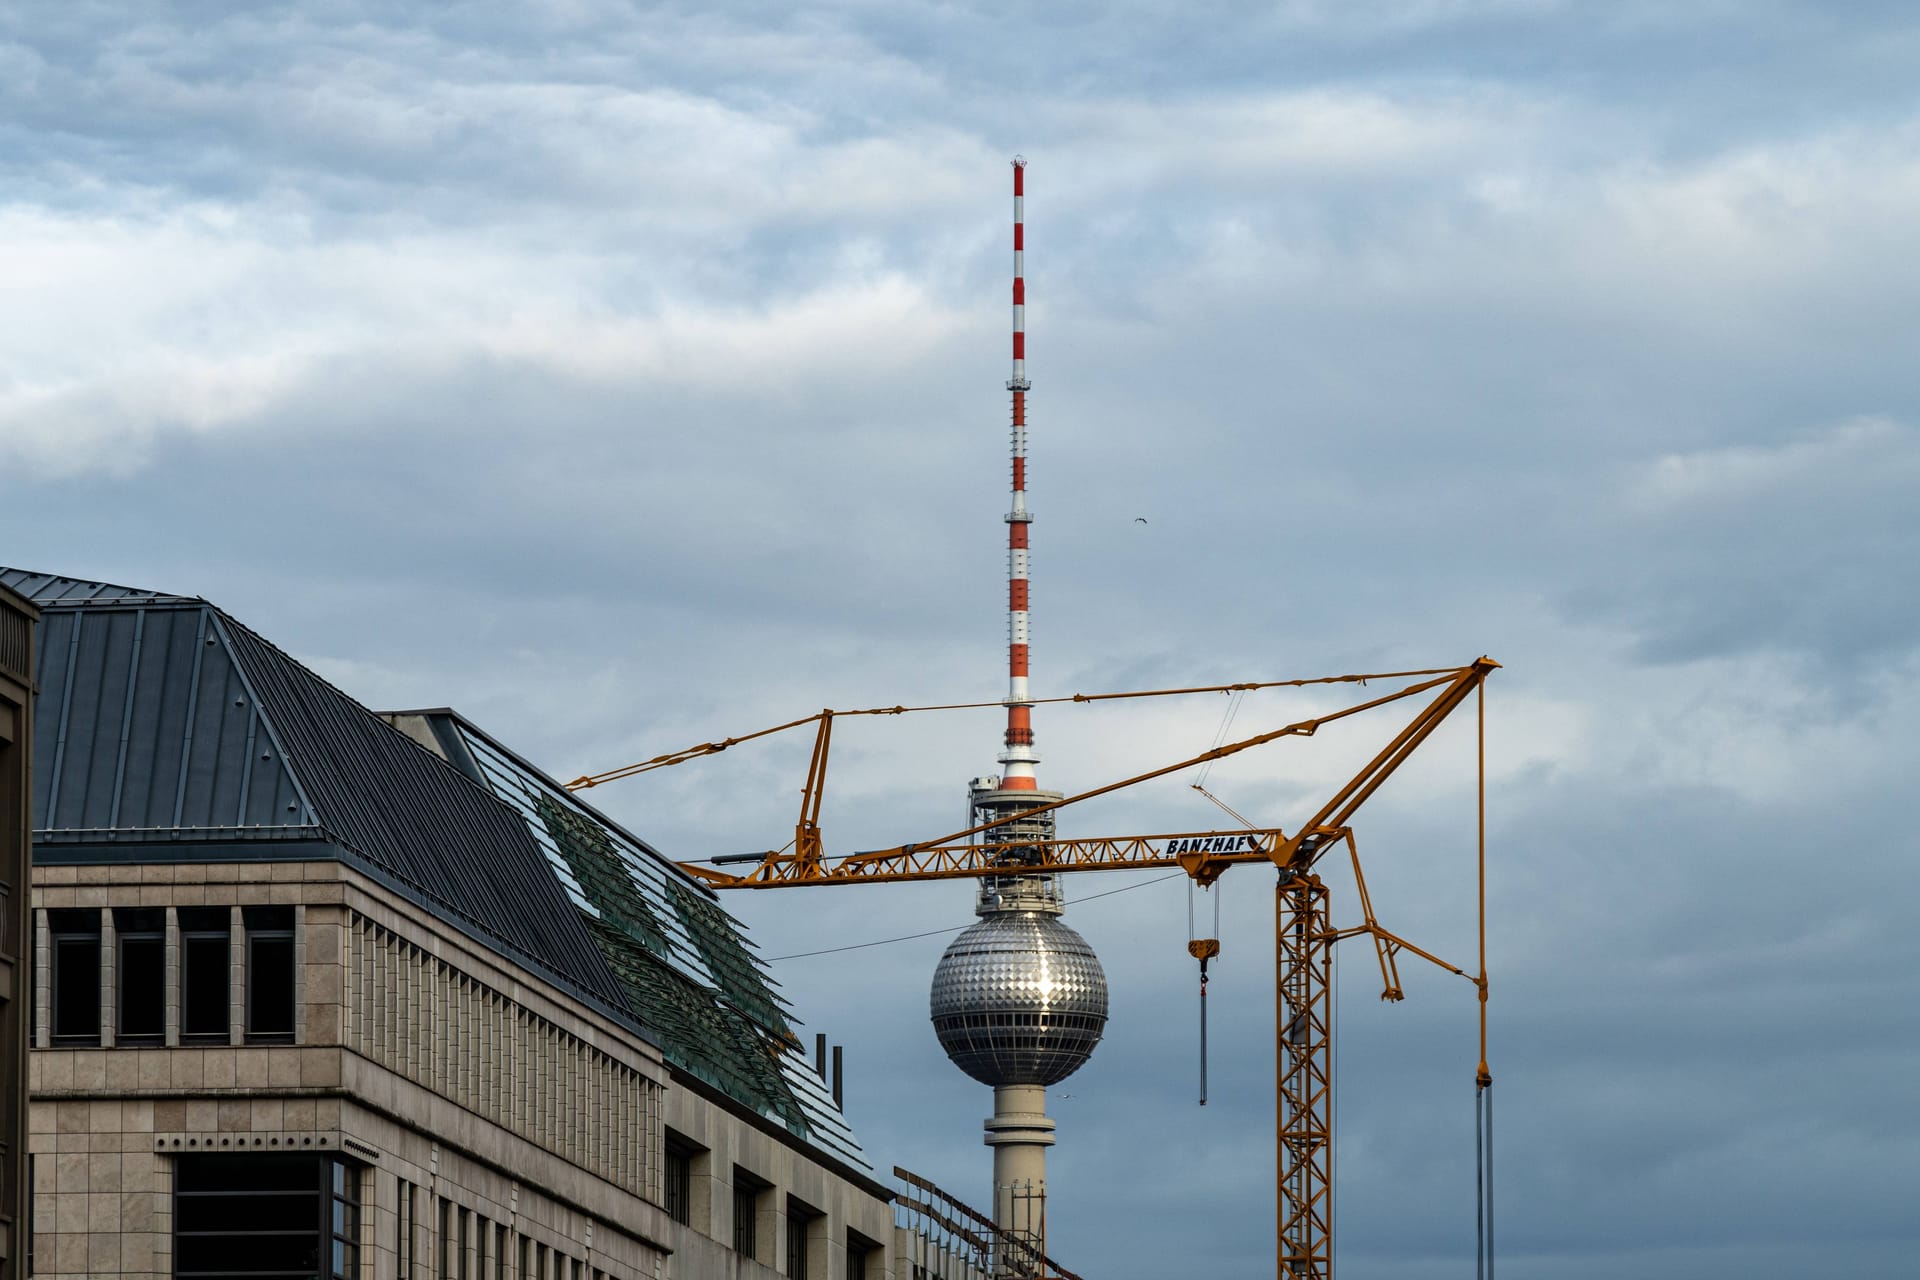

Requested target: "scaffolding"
[{"left": 892, "top": 1167, "right": 1084, "bottom": 1280}]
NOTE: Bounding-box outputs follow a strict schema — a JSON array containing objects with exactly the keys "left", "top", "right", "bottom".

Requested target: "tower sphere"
[{"left": 929, "top": 908, "right": 1109, "bottom": 1088}]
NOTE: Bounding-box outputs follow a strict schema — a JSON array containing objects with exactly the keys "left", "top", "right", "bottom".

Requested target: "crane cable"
[
  {"left": 1193, "top": 685, "right": 1246, "bottom": 790},
  {"left": 1475, "top": 678, "right": 1495, "bottom": 1280},
  {"left": 1330, "top": 930, "right": 1339, "bottom": 1279},
  {"left": 1187, "top": 691, "right": 1242, "bottom": 1108},
  {"left": 1187, "top": 877, "right": 1221, "bottom": 1105},
  {"left": 763, "top": 871, "right": 1186, "bottom": 962},
  {"left": 1476, "top": 1083, "right": 1494, "bottom": 1280},
  {"left": 566, "top": 666, "right": 1469, "bottom": 791}
]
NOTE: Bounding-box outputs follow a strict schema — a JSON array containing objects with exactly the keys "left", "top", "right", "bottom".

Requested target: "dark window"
[
  {"left": 398, "top": 1178, "right": 414, "bottom": 1277},
  {"left": 848, "top": 1229, "right": 880, "bottom": 1280},
  {"left": 116, "top": 907, "right": 165, "bottom": 1042},
  {"left": 732, "top": 1168, "right": 766, "bottom": 1261},
  {"left": 329, "top": 1160, "right": 361, "bottom": 1279},
  {"left": 175, "top": 1153, "right": 360, "bottom": 1278},
  {"left": 49, "top": 908, "right": 100, "bottom": 1045},
  {"left": 787, "top": 1198, "right": 818, "bottom": 1280},
  {"left": 663, "top": 1134, "right": 696, "bottom": 1225},
  {"left": 179, "top": 907, "right": 230, "bottom": 1043},
  {"left": 245, "top": 905, "right": 296, "bottom": 1042}
]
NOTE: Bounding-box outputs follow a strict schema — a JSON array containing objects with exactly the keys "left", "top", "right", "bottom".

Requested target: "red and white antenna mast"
[{"left": 1000, "top": 156, "right": 1039, "bottom": 793}]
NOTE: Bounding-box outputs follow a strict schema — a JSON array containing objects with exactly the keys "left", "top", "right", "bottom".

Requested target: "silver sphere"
[{"left": 929, "top": 910, "right": 1108, "bottom": 1087}]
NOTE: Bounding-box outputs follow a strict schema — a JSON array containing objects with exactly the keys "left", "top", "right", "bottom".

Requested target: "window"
[
  {"left": 732, "top": 1168, "right": 768, "bottom": 1261},
  {"left": 663, "top": 1134, "right": 695, "bottom": 1225},
  {"left": 174, "top": 1154, "right": 361, "bottom": 1278},
  {"left": 440, "top": 1198, "right": 455, "bottom": 1280},
  {"left": 786, "top": 1197, "right": 819, "bottom": 1280},
  {"left": 116, "top": 907, "right": 166, "bottom": 1043},
  {"left": 847, "top": 1229, "right": 880, "bottom": 1280},
  {"left": 48, "top": 908, "right": 101, "bottom": 1045},
  {"left": 330, "top": 1161, "right": 361, "bottom": 1279},
  {"left": 179, "top": 907, "right": 230, "bottom": 1043},
  {"left": 245, "top": 905, "right": 295, "bottom": 1042},
  {"left": 398, "top": 1178, "right": 415, "bottom": 1277}
]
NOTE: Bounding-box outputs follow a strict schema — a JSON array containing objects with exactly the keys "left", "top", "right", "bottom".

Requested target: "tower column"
[{"left": 985, "top": 1083, "right": 1055, "bottom": 1274}]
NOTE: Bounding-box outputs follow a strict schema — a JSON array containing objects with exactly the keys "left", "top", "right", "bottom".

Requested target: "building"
[
  {"left": 3, "top": 566, "right": 905, "bottom": 1280},
  {"left": 0, "top": 581, "right": 38, "bottom": 1279}
]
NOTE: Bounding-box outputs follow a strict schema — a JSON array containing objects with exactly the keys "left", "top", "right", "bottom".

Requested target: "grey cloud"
[{"left": 4, "top": 3, "right": 1919, "bottom": 1276}]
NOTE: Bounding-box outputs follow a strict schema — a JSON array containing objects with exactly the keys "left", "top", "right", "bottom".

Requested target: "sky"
[{"left": 3, "top": 2, "right": 1918, "bottom": 1275}]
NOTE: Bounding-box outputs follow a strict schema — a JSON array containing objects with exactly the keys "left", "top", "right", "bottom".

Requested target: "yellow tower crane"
[{"left": 569, "top": 658, "right": 1499, "bottom": 1279}]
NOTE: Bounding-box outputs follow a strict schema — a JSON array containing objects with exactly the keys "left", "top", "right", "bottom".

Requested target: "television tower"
[{"left": 929, "top": 158, "right": 1109, "bottom": 1277}]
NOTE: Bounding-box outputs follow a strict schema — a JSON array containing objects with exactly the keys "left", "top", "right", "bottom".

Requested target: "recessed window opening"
[
  {"left": 786, "top": 1197, "right": 819, "bottom": 1280},
  {"left": 733, "top": 1167, "right": 768, "bottom": 1261},
  {"left": 847, "top": 1229, "right": 881, "bottom": 1280},
  {"left": 117, "top": 907, "right": 166, "bottom": 1043},
  {"left": 397, "top": 1178, "right": 415, "bottom": 1276},
  {"left": 245, "top": 905, "right": 295, "bottom": 1042},
  {"left": 329, "top": 1160, "right": 361, "bottom": 1280},
  {"left": 664, "top": 1132, "right": 698, "bottom": 1225},
  {"left": 49, "top": 908, "right": 101, "bottom": 1045},
  {"left": 174, "top": 1153, "right": 360, "bottom": 1278},
  {"left": 179, "top": 907, "right": 230, "bottom": 1043}
]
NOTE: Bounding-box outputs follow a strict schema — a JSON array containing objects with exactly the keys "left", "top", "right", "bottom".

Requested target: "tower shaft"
[{"left": 986, "top": 1084, "right": 1053, "bottom": 1277}]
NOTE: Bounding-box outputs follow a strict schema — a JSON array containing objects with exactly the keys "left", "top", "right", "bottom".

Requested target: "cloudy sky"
[{"left": 4, "top": 2, "right": 1917, "bottom": 1275}]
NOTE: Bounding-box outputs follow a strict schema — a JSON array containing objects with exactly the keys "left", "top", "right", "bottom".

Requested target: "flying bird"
[{"left": 1134, "top": 517, "right": 1148, "bottom": 524}]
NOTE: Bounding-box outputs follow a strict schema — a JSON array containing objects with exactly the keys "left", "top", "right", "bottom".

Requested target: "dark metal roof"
[
  {"left": 0, "top": 567, "right": 193, "bottom": 607},
  {"left": 31, "top": 603, "right": 315, "bottom": 832},
  {"left": 8, "top": 565, "right": 632, "bottom": 1018}
]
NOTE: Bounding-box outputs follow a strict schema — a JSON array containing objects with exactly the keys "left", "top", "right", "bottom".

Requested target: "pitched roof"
[
  {"left": 9, "top": 565, "right": 631, "bottom": 1018},
  {"left": 0, "top": 567, "right": 192, "bottom": 607}
]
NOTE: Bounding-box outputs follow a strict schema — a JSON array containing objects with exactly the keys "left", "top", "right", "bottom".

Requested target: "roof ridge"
[{"left": 0, "top": 564, "right": 190, "bottom": 605}]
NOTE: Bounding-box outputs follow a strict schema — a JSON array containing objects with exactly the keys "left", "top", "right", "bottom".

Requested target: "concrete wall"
[{"left": 662, "top": 1080, "right": 893, "bottom": 1280}]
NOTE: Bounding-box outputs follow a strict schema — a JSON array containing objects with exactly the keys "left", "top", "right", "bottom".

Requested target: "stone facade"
[{"left": 26, "top": 858, "right": 895, "bottom": 1279}]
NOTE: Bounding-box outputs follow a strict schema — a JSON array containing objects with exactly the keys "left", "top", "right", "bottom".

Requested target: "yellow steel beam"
[{"left": 679, "top": 827, "right": 1300, "bottom": 889}]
